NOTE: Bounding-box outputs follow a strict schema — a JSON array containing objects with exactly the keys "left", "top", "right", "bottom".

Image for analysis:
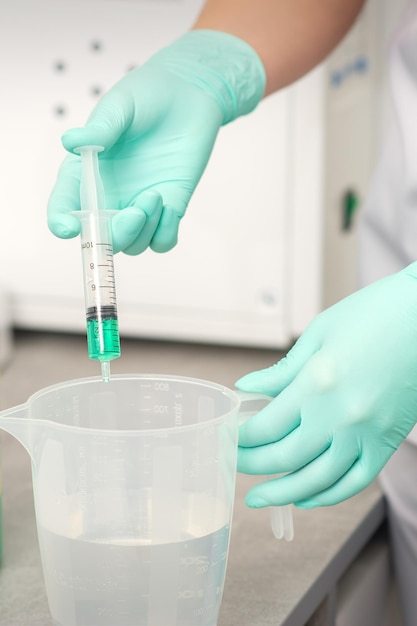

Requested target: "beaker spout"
[{"left": 0, "top": 403, "right": 34, "bottom": 458}]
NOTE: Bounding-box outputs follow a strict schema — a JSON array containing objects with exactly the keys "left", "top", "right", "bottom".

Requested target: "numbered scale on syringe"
[{"left": 79, "top": 210, "right": 121, "bottom": 362}]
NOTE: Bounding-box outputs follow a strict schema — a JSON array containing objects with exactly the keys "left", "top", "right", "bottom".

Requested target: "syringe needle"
[{"left": 101, "top": 361, "right": 111, "bottom": 383}]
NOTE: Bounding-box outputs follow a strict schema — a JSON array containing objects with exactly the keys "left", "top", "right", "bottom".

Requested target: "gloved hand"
[
  {"left": 236, "top": 262, "right": 417, "bottom": 509},
  {"left": 47, "top": 30, "right": 265, "bottom": 254}
]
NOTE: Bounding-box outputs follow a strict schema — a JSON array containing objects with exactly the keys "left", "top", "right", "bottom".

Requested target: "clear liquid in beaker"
[{"left": 40, "top": 524, "right": 230, "bottom": 626}]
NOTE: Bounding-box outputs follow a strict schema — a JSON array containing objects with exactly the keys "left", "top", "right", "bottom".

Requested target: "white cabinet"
[{"left": 0, "top": 0, "right": 384, "bottom": 348}]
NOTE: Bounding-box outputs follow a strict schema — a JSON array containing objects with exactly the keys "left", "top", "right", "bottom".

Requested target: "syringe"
[{"left": 74, "top": 145, "right": 121, "bottom": 382}]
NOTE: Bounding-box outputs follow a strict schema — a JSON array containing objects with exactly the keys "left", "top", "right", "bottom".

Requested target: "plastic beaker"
[{"left": 0, "top": 373, "right": 268, "bottom": 626}]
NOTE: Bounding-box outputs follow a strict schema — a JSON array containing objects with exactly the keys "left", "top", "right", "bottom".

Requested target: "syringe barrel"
[
  {"left": 77, "top": 210, "right": 121, "bottom": 362},
  {"left": 78, "top": 210, "right": 117, "bottom": 312}
]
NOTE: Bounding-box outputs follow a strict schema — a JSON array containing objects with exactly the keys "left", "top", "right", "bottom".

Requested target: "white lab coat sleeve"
[{"left": 358, "top": 1, "right": 417, "bottom": 445}]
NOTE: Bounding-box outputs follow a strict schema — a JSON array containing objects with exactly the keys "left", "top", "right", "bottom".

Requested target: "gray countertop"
[{"left": 0, "top": 331, "right": 386, "bottom": 626}]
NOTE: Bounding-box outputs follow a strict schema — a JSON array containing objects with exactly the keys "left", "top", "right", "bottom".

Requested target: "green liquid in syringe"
[{"left": 86, "top": 308, "right": 121, "bottom": 361}]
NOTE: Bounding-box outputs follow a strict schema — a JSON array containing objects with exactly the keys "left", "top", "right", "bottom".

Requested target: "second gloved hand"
[
  {"left": 236, "top": 263, "right": 417, "bottom": 508},
  {"left": 47, "top": 30, "right": 265, "bottom": 254}
]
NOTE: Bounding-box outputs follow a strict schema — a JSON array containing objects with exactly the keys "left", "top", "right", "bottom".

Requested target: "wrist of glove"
[
  {"left": 147, "top": 30, "right": 266, "bottom": 125},
  {"left": 47, "top": 30, "right": 265, "bottom": 253},
  {"left": 236, "top": 262, "right": 417, "bottom": 508}
]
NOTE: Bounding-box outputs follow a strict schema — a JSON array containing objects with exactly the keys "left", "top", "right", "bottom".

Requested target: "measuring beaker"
[{"left": 0, "top": 373, "right": 271, "bottom": 626}]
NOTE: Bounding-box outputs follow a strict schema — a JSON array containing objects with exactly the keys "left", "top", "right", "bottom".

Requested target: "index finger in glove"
[
  {"left": 243, "top": 435, "right": 359, "bottom": 507},
  {"left": 238, "top": 387, "right": 300, "bottom": 449},
  {"left": 150, "top": 206, "right": 181, "bottom": 253},
  {"left": 47, "top": 154, "right": 82, "bottom": 239},
  {"left": 47, "top": 154, "right": 149, "bottom": 251},
  {"left": 122, "top": 190, "right": 164, "bottom": 255},
  {"left": 237, "top": 420, "right": 332, "bottom": 475},
  {"left": 123, "top": 181, "right": 189, "bottom": 255}
]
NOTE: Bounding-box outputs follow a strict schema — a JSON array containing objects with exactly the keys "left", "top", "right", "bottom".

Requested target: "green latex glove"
[
  {"left": 236, "top": 262, "right": 417, "bottom": 509},
  {"left": 47, "top": 30, "right": 265, "bottom": 254}
]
